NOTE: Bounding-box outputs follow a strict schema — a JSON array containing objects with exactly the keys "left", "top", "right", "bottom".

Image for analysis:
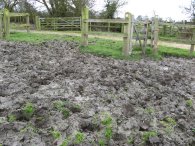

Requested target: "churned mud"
[{"left": 0, "top": 41, "right": 194, "bottom": 146}]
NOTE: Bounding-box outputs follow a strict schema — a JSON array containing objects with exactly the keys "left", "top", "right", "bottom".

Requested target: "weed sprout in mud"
[{"left": 22, "top": 102, "right": 35, "bottom": 119}]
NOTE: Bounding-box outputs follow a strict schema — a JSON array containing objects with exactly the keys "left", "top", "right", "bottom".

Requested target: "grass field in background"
[{"left": 7, "top": 31, "right": 195, "bottom": 60}]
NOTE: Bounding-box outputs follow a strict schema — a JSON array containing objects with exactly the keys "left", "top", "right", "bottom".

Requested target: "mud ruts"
[{"left": 0, "top": 41, "right": 195, "bottom": 146}]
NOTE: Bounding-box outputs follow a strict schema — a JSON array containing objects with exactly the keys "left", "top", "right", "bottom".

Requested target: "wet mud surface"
[{"left": 0, "top": 41, "right": 195, "bottom": 146}]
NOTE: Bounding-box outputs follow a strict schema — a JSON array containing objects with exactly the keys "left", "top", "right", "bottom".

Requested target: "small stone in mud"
[
  {"left": 122, "top": 103, "right": 135, "bottom": 118},
  {"left": 80, "top": 119, "right": 100, "bottom": 132},
  {"left": 67, "top": 103, "right": 82, "bottom": 113},
  {"left": 149, "top": 136, "right": 161, "bottom": 144}
]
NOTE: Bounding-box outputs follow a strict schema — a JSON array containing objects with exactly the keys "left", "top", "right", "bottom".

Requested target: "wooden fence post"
[
  {"left": 123, "top": 12, "right": 132, "bottom": 56},
  {"left": 190, "top": 28, "right": 195, "bottom": 54},
  {"left": 153, "top": 15, "right": 159, "bottom": 55},
  {"left": 129, "top": 15, "right": 134, "bottom": 55},
  {"left": 26, "top": 14, "right": 30, "bottom": 33},
  {"left": 150, "top": 19, "right": 154, "bottom": 47},
  {"left": 163, "top": 25, "right": 166, "bottom": 36},
  {"left": 81, "top": 6, "right": 89, "bottom": 46},
  {"left": 35, "top": 16, "right": 41, "bottom": 30},
  {"left": 80, "top": 17, "right": 82, "bottom": 31},
  {"left": 108, "top": 22, "right": 110, "bottom": 32},
  {"left": 0, "top": 13, "right": 3, "bottom": 39},
  {"left": 142, "top": 19, "right": 149, "bottom": 55},
  {"left": 4, "top": 9, "right": 10, "bottom": 39}
]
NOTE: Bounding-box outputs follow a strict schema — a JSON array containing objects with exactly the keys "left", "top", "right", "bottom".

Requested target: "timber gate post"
[
  {"left": 81, "top": 6, "right": 89, "bottom": 46},
  {"left": 190, "top": 28, "right": 195, "bottom": 54},
  {"left": 151, "top": 18, "right": 154, "bottom": 47},
  {"left": 123, "top": 12, "right": 133, "bottom": 56},
  {"left": 153, "top": 15, "right": 159, "bottom": 55},
  {"left": 0, "top": 12, "right": 3, "bottom": 39},
  {"left": 35, "top": 16, "right": 41, "bottom": 30},
  {"left": 4, "top": 9, "right": 10, "bottom": 39},
  {"left": 142, "top": 19, "right": 149, "bottom": 55},
  {"left": 26, "top": 14, "right": 30, "bottom": 32},
  {"left": 129, "top": 15, "right": 134, "bottom": 55}
]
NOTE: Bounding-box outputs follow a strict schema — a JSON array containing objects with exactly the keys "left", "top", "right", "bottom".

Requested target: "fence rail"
[
  {"left": 38, "top": 17, "right": 81, "bottom": 31},
  {"left": 0, "top": 9, "right": 30, "bottom": 39},
  {"left": 85, "top": 19, "right": 128, "bottom": 24},
  {"left": 81, "top": 7, "right": 160, "bottom": 56}
]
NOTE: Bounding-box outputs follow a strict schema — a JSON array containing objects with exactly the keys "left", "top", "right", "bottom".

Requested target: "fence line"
[
  {"left": 36, "top": 17, "right": 81, "bottom": 31},
  {"left": 81, "top": 7, "right": 134, "bottom": 56},
  {"left": 0, "top": 9, "right": 30, "bottom": 39}
]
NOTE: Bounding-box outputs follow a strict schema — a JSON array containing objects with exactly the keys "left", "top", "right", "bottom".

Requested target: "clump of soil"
[{"left": 0, "top": 40, "right": 195, "bottom": 146}]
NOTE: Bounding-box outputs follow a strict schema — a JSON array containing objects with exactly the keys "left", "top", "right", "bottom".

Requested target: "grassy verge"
[
  {"left": 158, "top": 46, "right": 195, "bottom": 58},
  {"left": 8, "top": 31, "right": 81, "bottom": 43},
  {"left": 159, "top": 36, "right": 191, "bottom": 44},
  {"left": 7, "top": 31, "right": 195, "bottom": 60}
]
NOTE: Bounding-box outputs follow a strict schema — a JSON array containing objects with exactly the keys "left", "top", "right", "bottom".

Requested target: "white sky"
[{"left": 94, "top": 0, "right": 192, "bottom": 21}]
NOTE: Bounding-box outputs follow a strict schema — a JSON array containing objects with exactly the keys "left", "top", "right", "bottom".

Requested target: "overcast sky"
[{"left": 94, "top": 0, "right": 192, "bottom": 21}]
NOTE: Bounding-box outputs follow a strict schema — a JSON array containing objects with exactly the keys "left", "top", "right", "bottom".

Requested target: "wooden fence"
[
  {"left": 0, "top": 9, "right": 30, "bottom": 39},
  {"left": 36, "top": 17, "right": 81, "bottom": 31},
  {"left": 159, "top": 22, "right": 195, "bottom": 39},
  {"left": 159, "top": 22, "right": 195, "bottom": 52},
  {"left": 81, "top": 7, "right": 134, "bottom": 56},
  {"left": 81, "top": 7, "right": 159, "bottom": 56}
]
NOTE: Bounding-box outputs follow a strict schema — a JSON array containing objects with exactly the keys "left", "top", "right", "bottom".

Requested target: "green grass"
[
  {"left": 74, "top": 131, "right": 85, "bottom": 144},
  {"left": 186, "top": 99, "right": 193, "bottom": 108},
  {"left": 142, "top": 131, "right": 157, "bottom": 142},
  {"left": 6, "top": 32, "right": 195, "bottom": 60},
  {"left": 7, "top": 114, "right": 17, "bottom": 122},
  {"left": 158, "top": 46, "right": 195, "bottom": 58},
  {"left": 22, "top": 102, "right": 35, "bottom": 119},
  {"left": 8, "top": 31, "right": 81, "bottom": 43},
  {"left": 8, "top": 32, "right": 60, "bottom": 43},
  {"left": 81, "top": 39, "right": 153, "bottom": 60},
  {"left": 160, "top": 35, "right": 192, "bottom": 44},
  {"left": 50, "top": 129, "right": 61, "bottom": 140}
]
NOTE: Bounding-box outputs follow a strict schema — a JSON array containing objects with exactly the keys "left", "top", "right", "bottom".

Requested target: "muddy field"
[{"left": 0, "top": 41, "right": 195, "bottom": 146}]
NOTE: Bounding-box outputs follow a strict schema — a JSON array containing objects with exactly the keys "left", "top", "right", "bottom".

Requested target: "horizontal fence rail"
[
  {"left": 10, "top": 13, "right": 29, "bottom": 17},
  {"left": 85, "top": 19, "right": 128, "bottom": 24},
  {"left": 38, "top": 17, "right": 81, "bottom": 31}
]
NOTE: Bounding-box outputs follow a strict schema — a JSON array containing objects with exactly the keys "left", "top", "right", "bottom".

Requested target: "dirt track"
[{"left": 0, "top": 40, "right": 195, "bottom": 146}]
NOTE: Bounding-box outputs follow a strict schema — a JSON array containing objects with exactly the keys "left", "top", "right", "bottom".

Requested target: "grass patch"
[
  {"left": 142, "top": 131, "right": 157, "bottom": 142},
  {"left": 160, "top": 116, "right": 177, "bottom": 135},
  {"left": 160, "top": 36, "right": 191, "bottom": 44},
  {"left": 158, "top": 46, "right": 195, "bottom": 58},
  {"left": 74, "top": 131, "right": 85, "bottom": 144},
  {"left": 8, "top": 32, "right": 61, "bottom": 43},
  {"left": 8, "top": 31, "right": 81, "bottom": 43},
  {"left": 22, "top": 102, "right": 35, "bottom": 119},
  {"left": 7, "top": 32, "right": 195, "bottom": 60},
  {"left": 81, "top": 39, "right": 154, "bottom": 60},
  {"left": 186, "top": 99, "right": 193, "bottom": 108},
  {"left": 7, "top": 114, "right": 16, "bottom": 122}
]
